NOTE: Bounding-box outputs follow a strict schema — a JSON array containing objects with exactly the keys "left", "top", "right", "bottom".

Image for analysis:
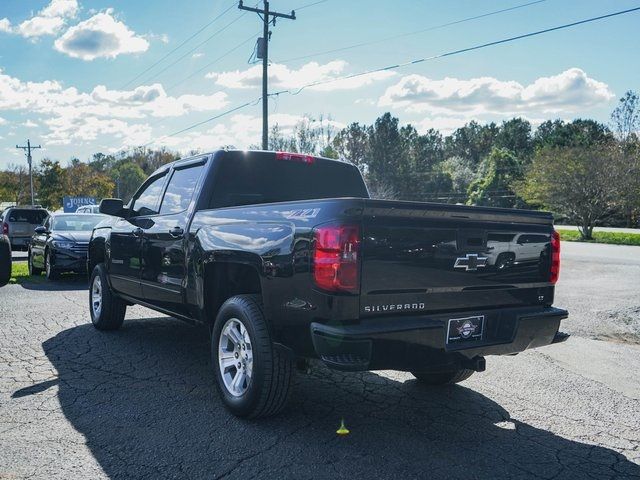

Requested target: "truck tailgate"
[{"left": 359, "top": 199, "right": 555, "bottom": 316}]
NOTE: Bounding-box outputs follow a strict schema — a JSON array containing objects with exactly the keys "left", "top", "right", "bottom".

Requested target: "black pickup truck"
[{"left": 89, "top": 150, "right": 568, "bottom": 418}]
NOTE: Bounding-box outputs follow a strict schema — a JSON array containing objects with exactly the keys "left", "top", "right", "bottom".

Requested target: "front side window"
[
  {"left": 160, "top": 164, "right": 205, "bottom": 214},
  {"left": 131, "top": 174, "right": 167, "bottom": 216}
]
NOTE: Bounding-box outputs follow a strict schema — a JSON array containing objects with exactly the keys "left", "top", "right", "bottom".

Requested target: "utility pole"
[
  {"left": 16, "top": 139, "right": 41, "bottom": 206},
  {"left": 238, "top": 1, "right": 295, "bottom": 150}
]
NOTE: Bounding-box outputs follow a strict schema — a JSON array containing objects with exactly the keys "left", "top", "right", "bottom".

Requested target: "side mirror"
[
  {"left": 99, "top": 198, "right": 126, "bottom": 217},
  {"left": 34, "top": 226, "right": 48, "bottom": 234}
]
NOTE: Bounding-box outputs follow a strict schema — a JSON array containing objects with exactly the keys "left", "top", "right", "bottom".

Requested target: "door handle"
[
  {"left": 132, "top": 227, "right": 143, "bottom": 237},
  {"left": 169, "top": 226, "right": 184, "bottom": 238}
]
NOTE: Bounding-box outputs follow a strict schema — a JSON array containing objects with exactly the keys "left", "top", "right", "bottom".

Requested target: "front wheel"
[
  {"left": 211, "top": 295, "right": 293, "bottom": 418},
  {"left": 28, "top": 249, "right": 43, "bottom": 276},
  {"left": 411, "top": 369, "right": 475, "bottom": 385},
  {"left": 44, "top": 250, "right": 59, "bottom": 280},
  {"left": 89, "top": 263, "right": 126, "bottom": 330}
]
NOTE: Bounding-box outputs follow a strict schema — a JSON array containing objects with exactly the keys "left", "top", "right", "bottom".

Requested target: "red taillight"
[
  {"left": 2, "top": 222, "right": 7, "bottom": 235},
  {"left": 313, "top": 224, "right": 360, "bottom": 293},
  {"left": 550, "top": 230, "right": 560, "bottom": 284},
  {"left": 275, "top": 151, "right": 315, "bottom": 164}
]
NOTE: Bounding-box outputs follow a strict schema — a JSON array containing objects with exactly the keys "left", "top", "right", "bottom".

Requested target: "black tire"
[
  {"left": 0, "top": 236, "right": 11, "bottom": 287},
  {"left": 411, "top": 369, "right": 475, "bottom": 385},
  {"left": 44, "top": 250, "right": 59, "bottom": 280},
  {"left": 211, "top": 294, "right": 293, "bottom": 418},
  {"left": 28, "top": 249, "right": 43, "bottom": 276},
  {"left": 495, "top": 253, "right": 514, "bottom": 271},
  {"left": 89, "top": 263, "right": 126, "bottom": 331}
]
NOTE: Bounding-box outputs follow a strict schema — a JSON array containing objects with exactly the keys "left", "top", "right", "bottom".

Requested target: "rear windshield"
[
  {"left": 52, "top": 215, "right": 106, "bottom": 231},
  {"left": 7, "top": 209, "right": 48, "bottom": 224},
  {"left": 210, "top": 153, "right": 369, "bottom": 208}
]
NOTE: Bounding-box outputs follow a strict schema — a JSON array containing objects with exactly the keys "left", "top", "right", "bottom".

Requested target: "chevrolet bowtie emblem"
[{"left": 454, "top": 253, "right": 488, "bottom": 271}]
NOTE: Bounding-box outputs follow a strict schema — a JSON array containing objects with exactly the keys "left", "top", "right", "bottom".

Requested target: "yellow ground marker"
[{"left": 336, "top": 419, "right": 350, "bottom": 435}]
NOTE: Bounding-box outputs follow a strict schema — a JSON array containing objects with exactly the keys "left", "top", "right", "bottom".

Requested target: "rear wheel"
[
  {"left": 211, "top": 295, "right": 293, "bottom": 418},
  {"left": 28, "top": 249, "right": 42, "bottom": 276},
  {"left": 89, "top": 263, "right": 126, "bottom": 330},
  {"left": 411, "top": 369, "right": 475, "bottom": 385}
]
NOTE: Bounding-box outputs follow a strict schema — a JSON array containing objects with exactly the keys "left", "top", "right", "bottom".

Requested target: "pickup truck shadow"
[
  {"left": 34, "top": 318, "right": 638, "bottom": 479},
  {"left": 17, "top": 274, "right": 88, "bottom": 291}
]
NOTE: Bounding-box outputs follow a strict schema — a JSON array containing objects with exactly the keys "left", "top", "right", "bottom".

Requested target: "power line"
[
  {"left": 120, "top": 1, "right": 237, "bottom": 89},
  {"left": 142, "top": 5, "right": 640, "bottom": 149},
  {"left": 166, "top": 32, "right": 259, "bottom": 92},
  {"left": 279, "top": 0, "right": 547, "bottom": 64},
  {"left": 268, "top": 5, "right": 640, "bottom": 98},
  {"left": 294, "top": 0, "right": 329, "bottom": 11},
  {"left": 142, "top": 97, "right": 262, "bottom": 148},
  {"left": 136, "top": 13, "right": 249, "bottom": 87}
]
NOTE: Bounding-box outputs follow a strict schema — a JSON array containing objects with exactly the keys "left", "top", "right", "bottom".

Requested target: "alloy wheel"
[{"left": 218, "top": 318, "right": 253, "bottom": 397}]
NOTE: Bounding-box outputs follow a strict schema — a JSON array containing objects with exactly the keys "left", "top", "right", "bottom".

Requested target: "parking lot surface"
[{"left": 1, "top": 242, "right": 639, "bottom": 479}]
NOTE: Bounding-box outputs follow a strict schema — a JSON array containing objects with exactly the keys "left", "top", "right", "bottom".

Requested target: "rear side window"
[
  {"left": 210, "top": 154, "right": 369, "bottom": 208},
  {"left": 8, "top": 209, "right": 48, "bottom": 224},
  {"left": 160, "top": 164, "right": 205, "bottom": 214}
]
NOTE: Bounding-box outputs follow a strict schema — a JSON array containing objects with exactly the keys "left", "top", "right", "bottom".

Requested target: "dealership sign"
[{"left": 63, "top": 196, "right": 96, "bottom": 213}]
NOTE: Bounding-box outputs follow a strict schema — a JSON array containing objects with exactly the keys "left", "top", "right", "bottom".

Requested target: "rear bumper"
[
  {"left": 310, "top": 306, "right": 568, "bottom": 371},
  {"left": 10, "top": 236, "right": 31, "bottom": 249}
]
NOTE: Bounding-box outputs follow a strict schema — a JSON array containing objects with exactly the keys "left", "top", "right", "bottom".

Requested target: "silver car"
[{"left": 0, "top": 206, "right": 49, "bottom": 251}]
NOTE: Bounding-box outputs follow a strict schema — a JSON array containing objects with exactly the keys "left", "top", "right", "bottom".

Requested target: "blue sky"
[{"left": 1, "top": 0, "right": 639, "bottom": 168}]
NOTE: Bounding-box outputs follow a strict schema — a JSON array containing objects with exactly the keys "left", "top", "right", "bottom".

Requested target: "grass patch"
[
  {"left": 9, "top": 261, "right": 45, "bottom": 285},
  {"left": 556, "top": 229, "right": 640, "bottom": 246}
]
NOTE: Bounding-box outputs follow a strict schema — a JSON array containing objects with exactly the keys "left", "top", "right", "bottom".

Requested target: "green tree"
[
  {"left": 112, "top": 162, "right": 146, "bottom": 203},
  {"left": 611, "top": 90, "right": 640, "bottom": 142},
  {"left": 444, "top": 121, "right": 498, "bottom": 166},
  {"left": 534, "top": 119, "right": 614, "bottom": 149},
  {"left": 494, "top": 118, "right": 533, "bottom": 162},
  {"left": 515, "top": 146, "right": 622, "bottom": 239},
  {"left": 37, "top": 159, "right": 66, "bottom": 210},
  {"left": 467, "top": 148, "right": 522, "bottom": 208}
]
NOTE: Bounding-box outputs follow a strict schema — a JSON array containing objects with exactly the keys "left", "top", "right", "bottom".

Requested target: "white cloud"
[
  {"left": 157, "top": 113, "right": 345, "bottom": 153},
  {"left": 379, "top": 68, "right": 614, "bottom": 116},
  {"left": 13, "top": 0, "right": 78, "bottom": 38},
  {"left": 0, "top": 18, "right": 12, "bottom": 33},
  {"left": 18, "top": 16, "right": 65, "bottom": 37},
  {"left": 44, "top": 116, "right": 153, "bottom": 146},
  {"left": 0, "top": 117, "right": 6, "bottom": 125},
  {"left": 22, "top": 120, "right": 39, "bottom": 128},
  {"left": 0, "top": 70, "right": 229, "bottom": 147},
  {"left": 207, "top": 60, "right": 395, "bottom": 92},
  {"left": 54, "top": 9, "right": 149, "bottom": 60},
  {"left": 192, "top": 53, "right": 204, "bottom": 59},
  {"left": 41, "top": 0, "right": 79, "bottom": 19}
]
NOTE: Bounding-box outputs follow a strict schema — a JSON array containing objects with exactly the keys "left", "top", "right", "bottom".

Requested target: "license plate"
[{"left": 447, "top": 315, "right": 484, "bottom": 344}]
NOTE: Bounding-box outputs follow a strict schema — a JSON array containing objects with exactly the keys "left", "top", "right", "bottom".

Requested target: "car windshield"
[{"left": 52, "top": 215, "right": 105, "bottom": 232}]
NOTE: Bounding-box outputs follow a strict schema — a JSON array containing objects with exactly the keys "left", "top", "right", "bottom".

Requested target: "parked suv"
[{"left": 0, "top": 206, "right": 49, "bottom": 251}]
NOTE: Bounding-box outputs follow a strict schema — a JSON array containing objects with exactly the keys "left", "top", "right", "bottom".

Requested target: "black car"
[{"left": 29, "top": 213, "right": 107, "bottom": 280}]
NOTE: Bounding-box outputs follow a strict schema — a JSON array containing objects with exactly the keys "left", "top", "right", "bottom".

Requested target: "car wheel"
[
  {"left": 28, "top": 249, "right": 43, "bottom": 276},
  {"left": 212, "top": 294, "right": 293, "bottom": 418},
  {"left": 495, "top": 253, "right": 514, "bottom": 270},
  {"left": 411, "top": 369, "right": 475, "bottom": 385},
  {"left": 89, "top": 263, "right": 126, "bottom": 331},
  {"left": 44, "top": 250, "right": 59, "bottom": 280},
  {"left": 0, "top": 236, "right": 11, "bottom": 287}
]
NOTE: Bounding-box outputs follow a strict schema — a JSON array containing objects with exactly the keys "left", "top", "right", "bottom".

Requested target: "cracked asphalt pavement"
[{"left": 1, "top": 242, "right": 639, "bottom": 479}]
